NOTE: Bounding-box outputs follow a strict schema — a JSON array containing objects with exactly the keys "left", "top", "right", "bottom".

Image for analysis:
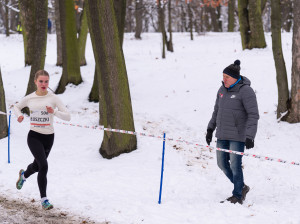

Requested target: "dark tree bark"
[
  {"left": 25, "top": 0, "right": 48, "bottom": 96},
  {"left": 238, "top": 0, "right": 250, "bottom": 49},
  {"left": 5, "top": 0, "right": 9, "bottom": 36},
  {"left": 19, "top": 0, "right": 36, "bottom": 66},
  {"left": 261, "top": 0, "right": 268, "bottom": 12},
  {"left": 187, "top": 1, "right": 193, "bottom": 40},
  {"left": 86, "top": 0, "right": 137, "bottom": 159},
  {"left": 88, "top": 65, "right": 99, "bottom": 102},
  {"left": 55, "top": 0, "right": 62, "bottom": 66},
  {"left": 114, "top": 0, "right": 126, "bottom": 46},
  {"left": 0, "top": 68, "right": 8, "bottom": 139},
  {"left": 158, "top": 0, "right": 166, "bottom": 58},
  {"left": 281, "top": 0, "right": 293, "bottom": 32},
  {"left": 88, "top": 0, "right": 127, "bottom": 100},
  {"left": 203, "top": 5, "right": 211, "bottom": 32},
  {"left": 286, "top": 0, "right": 300, "bottom": 123},
  {"left": 180, "top": 4, "right": 187, "bottom": 32},
  {"left": 271, "top": 0, "right": 289, "bottom": 120},
  {"left": 56, "top": 0, "right": 83, "bottom": 94},
  {"left": 134, "top": 0, "right": 143, "bottom": 39},
  {"left": 248, "top": 0, "right": 266, "bottom": 48},
  {"left": 228, "top": 0, "right": 235, "bottom": 32},
  {"left": 10, "top": 0, "right": 18, "bottom": 32},
  {"left": 209, "top": 6, "right": 220, "bottom": 32},
  {"left": 166, "top": 0, "right": 173, "bottom": 52},
  {"left": 238, "top": 0, "right": 266, "bottom": 49},
  {"left": 77, "top": 2, "right": 88, "bottom": 66}
]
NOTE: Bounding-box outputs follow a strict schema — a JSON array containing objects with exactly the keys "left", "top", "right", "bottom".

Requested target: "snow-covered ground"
[{"left": 0, "top": 32, "right": 300, "bottom": 224}]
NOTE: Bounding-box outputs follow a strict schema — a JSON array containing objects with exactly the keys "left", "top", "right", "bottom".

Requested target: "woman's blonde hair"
[{"left": 34, "top": 70, "right": 49, "bottom": 81}]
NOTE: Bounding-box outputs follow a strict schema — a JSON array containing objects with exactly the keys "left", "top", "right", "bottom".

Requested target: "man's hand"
[
  {"left": 206, "top": 129, "right": 214, "bottom": 145},
  {"left": 245, "top": 138, "right": 254, "bottom": 149}
]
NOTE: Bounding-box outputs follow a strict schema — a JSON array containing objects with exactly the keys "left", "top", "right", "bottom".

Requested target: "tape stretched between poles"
[{"left": 54, "top": 121, "right": 300, "bottom": 167}]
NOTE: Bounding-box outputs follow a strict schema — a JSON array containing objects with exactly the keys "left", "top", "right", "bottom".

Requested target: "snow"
[{"left": 0, "top": 32, "right": 300, "bottom": 224}]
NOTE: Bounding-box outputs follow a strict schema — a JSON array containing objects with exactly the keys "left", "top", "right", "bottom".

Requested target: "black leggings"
[{"left": 24, "top": 130, "right": 54, "bottom": 198}]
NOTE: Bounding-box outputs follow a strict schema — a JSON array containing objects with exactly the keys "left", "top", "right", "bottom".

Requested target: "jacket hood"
[{"left": 240, "top": 76, "right": 251, "bottom": 86}]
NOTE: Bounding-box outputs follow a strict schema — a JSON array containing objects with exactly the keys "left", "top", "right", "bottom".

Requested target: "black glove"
[
  {"left": 245, "top": 138, "right": 254, "bottom": 149},
  {"left": 206, "top": 129, "right": 213, "bottom": 145}
]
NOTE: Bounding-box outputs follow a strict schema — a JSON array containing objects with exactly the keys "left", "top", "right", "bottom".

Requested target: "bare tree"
[
  {"left": 271, "top": 0, "right": 289, "bottom": 120},
  {"left": 77, "top": 1, "right": 88, "bottom": 66},
  {"left": 286, "top": 0, "right": 300, "bottom": 123},
  {"left": 25, "top": 0, "right": 48, "bottom": 96},
  {"left": 56, "top": 0, "right": 82, "bottom": 94},
  {"left": 55, "top": 0, "right": 62, "bottom": 66},
  {"left": 228, "top": 0, "right": 235, "bottom": 32},
  {"left": 135, "top": 0, "right": 143, "bottom": 39},
  {"left": 86, "top": 0, "right": 137, "bottom": 159},
  {"left": 0, "top": 67, "right": 8, "bottom": 139},
  {"left": 238, "top": 0, "right": 266, "bottom": 49},
  {"left": 9, "top": 0, "right": 18, "bottom": 32},
  {"left": 281, "top": 0, "right": 293, "bottom": 32},
  {"left": 19, "top": 0, "right": 36, "bottom": 66},
  {"left": 158, "top": 0, "right": 167, "bottom": 58}
]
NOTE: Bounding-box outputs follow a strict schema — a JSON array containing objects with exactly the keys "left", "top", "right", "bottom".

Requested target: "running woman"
[{"left": 14, "top": 70, "right": 71, "bottom": 210}]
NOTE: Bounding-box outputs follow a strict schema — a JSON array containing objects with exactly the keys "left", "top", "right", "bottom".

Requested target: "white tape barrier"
[{"left": 54, "top": 121, "right": 300, "bottom": 167}]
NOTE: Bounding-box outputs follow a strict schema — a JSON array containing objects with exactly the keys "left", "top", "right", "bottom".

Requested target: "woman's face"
[{"left": 34, "top": 75, "right": 49, "bottom": 94}]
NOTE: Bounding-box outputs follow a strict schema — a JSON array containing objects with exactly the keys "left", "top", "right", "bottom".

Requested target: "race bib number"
[{"left": 30, "top": 110, "right": 50, "bottom": 128}]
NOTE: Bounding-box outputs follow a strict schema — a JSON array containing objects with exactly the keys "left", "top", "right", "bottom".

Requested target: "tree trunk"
[
  {"left": 56, "top": 0, "right": 83, "bottom": 94},
  {"left": 55, "top": 0, "right": 63, "bottom": 66},
  {"left": 281, "top": 0, "right": 292, "bottom": 32},
  {"left": 271, "top": 0, "right": 289, "bottom": 120},
  {"left": 0, "top": 3, "right": 5, "bottom": 28},
  {"left": 88, "top": 66, "right": 99, "bottom": 102},
  {"left": 5, "top": 0, "right": 9, "bottom": 36},
  {"left": 286, "top": 0, "right": 300, "bottom": 123},
  {"left": 125, "top": 0, "right": 133, "bottom": 32},
  {"left": 248, "top": 0, "right": 266, "bottom": 48},
  {"left": 10, "top": 0, "right": 18, "bottom": 32},
  {"left": 238, "top": 0, "right": 266, "bottom": 49},
  {"left": 88, "top": 0, "right": 127, "bottom": 101},
  {"left": 238, "top": 0, "right": 251, "bottom": 49},
  {"left": 180, "top": 4, "right": 186, "bottom": 32},
  {"left": 19, "top": 0, "right": 36, "bottom": 66},
  {"left": 209, "top": 7, "right": 219, "bottom": 32},
  {"left": 114, "top": 0, "right": 126, "bottom": 46},
  {"left": 0, "top": 68, "right": 8, "bottom": 139},
  {"left": 187, "top": 2, "right": 193, "bottom": 40},
  {"left": 228, "top": 0, "right": 235, "bottom": 32},
  {"left": 134, "top": 0, "right": 143, "bottom": 39},
  {"left": 25, "top": 0, "right": 48, "bottom": 97},
  {"left": 78, "top": 1, "right": 88, "bottom": 66},
  {"left": 204, "top": 5, "right": 211, "bottom": 32},
  {"left": 158, "top": 1, "right": 166, "bottom": 58},
  {"left": 167, "top": 0, "right": 173, "bottom": 52},
  {"left": 86, "top": 0, "right": 137, "bottom": 159},
  {"left": 217, "top": 5, "right": 222, "bottom": 32}
]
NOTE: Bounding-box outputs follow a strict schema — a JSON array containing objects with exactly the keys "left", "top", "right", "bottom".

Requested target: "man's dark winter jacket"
[{"left": 207, "top": 76, "right": 259, "bottom": 142}]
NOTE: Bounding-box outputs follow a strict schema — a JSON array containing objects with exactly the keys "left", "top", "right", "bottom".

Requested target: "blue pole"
[
  {"left": 158, "top": 132, "right": 166, "bottom": 204},
  {"left": 8, "top": 110, "right": 11, "bottom": 164}
]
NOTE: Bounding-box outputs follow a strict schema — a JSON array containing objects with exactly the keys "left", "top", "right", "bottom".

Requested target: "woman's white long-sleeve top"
[{"left": 14, "top": 92, "right": 71, "bottom": 135}]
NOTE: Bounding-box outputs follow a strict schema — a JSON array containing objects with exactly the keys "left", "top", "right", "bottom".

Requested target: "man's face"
[{"left": 223, "top": 73, "right": 237, "bottom": 88}]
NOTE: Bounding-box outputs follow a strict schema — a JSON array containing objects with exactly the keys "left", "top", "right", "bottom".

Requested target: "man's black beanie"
[{"left": 223, "top": 60, "right": 241, "bottom": 79}]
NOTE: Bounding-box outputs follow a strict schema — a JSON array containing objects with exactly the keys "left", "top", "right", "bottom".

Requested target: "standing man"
[{"left": 206, "top": 60, "right": 259, "bottom": 204}]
